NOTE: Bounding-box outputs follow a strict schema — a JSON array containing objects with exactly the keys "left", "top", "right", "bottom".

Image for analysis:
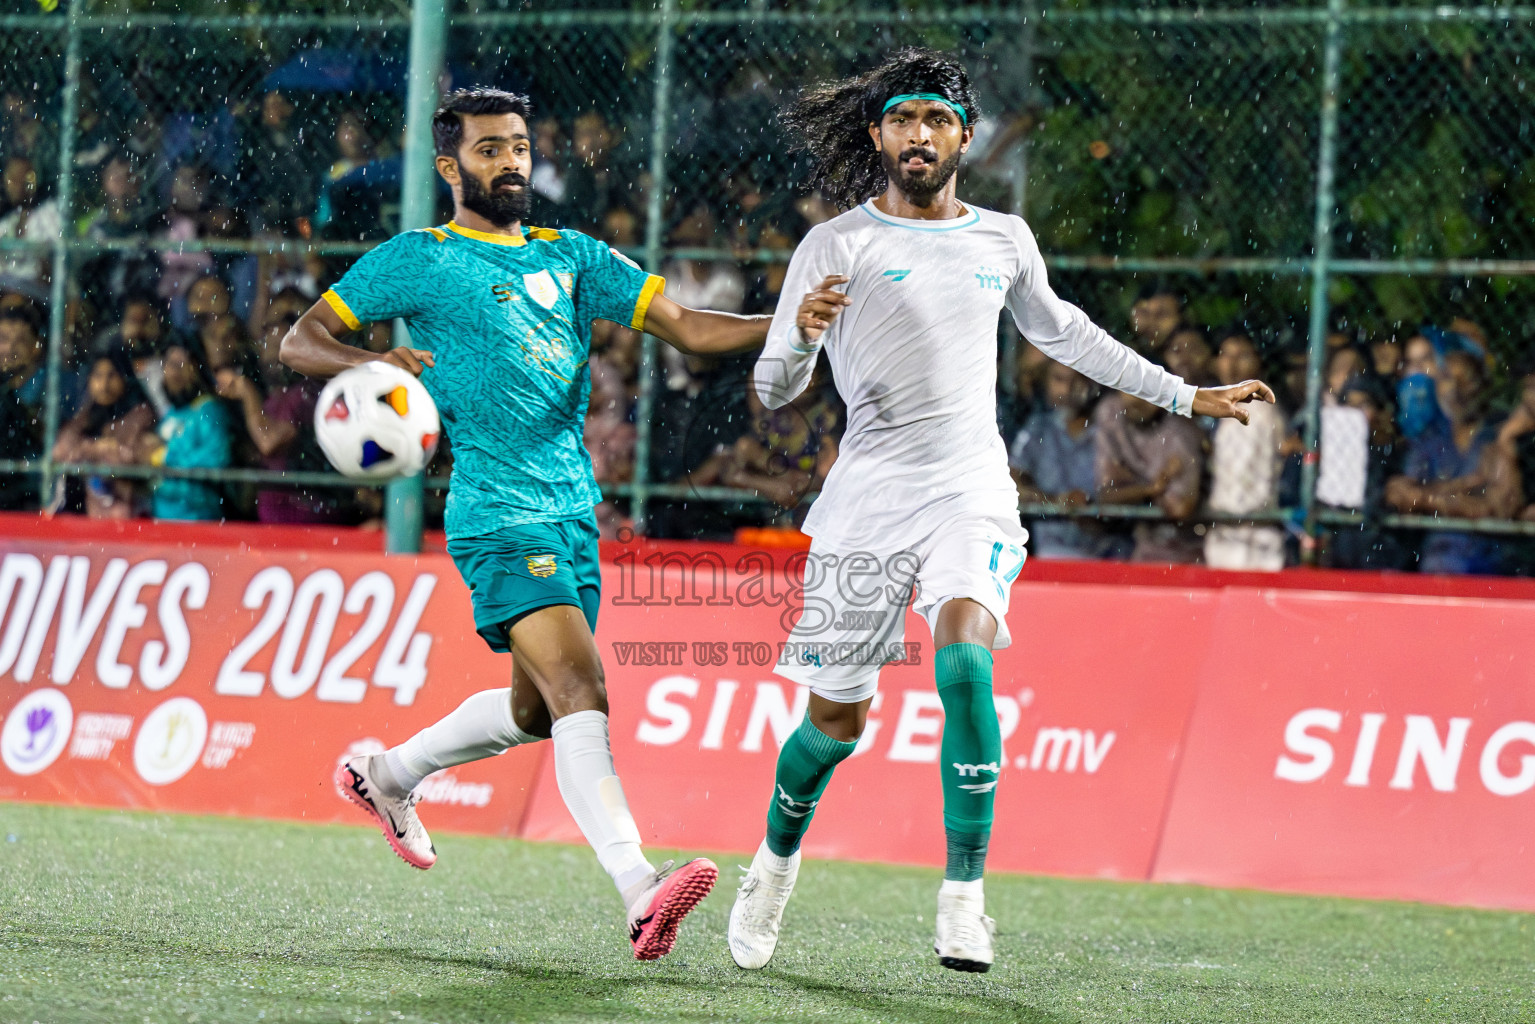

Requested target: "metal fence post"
[
  {"left": 999, "top": 2, "right": 1039, "bottom": 402},
  {"left": 631, "top": 0, "right": 678, "bottom": 536},
  {"left": 1009, "top": 3, "right": 1038, "bottom": 221},
  {"left": 385, "top": 0, "right": 446, "bottom": 555},
  {"left": 39, "top": 2, "right": 81, "bottom": 510},
  {"left": 1300, "top": 0, "right": 1346, "bottom": 563}
]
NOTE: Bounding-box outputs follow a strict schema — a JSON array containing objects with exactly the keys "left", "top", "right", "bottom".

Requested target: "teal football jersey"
[{"left": 324, "top": 221, "right": 661, "bottom": 540}]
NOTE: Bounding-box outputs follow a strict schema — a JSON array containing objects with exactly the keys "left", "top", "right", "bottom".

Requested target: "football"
[{"left": 313, "top": 361, "right": 440, "bottom": 480}]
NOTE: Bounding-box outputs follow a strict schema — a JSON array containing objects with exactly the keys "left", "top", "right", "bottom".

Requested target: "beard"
[
  {"left": 459, "top": 170, "right": 532, "bottom": 226},
  {"left": 881, "top": 145, "right": 963, "bottom": 204}
]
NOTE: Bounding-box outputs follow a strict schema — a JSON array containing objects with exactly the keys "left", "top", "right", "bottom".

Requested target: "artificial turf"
[{"left": 0, "top": 802, "right": 1528, "bottom": 1023}]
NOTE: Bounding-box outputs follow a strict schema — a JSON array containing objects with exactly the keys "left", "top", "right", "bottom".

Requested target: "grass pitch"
[{"left": 0, "top": 803, "right": 1529, "bottom": 1023}]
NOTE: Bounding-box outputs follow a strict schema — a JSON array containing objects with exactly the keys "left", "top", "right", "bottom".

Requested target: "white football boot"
[
  {"left": 728, "top": 840, "right": 801, "bottom": 969},
  {"left": 335, "top": 754, "right": 437, "bottom": 869},
  {"left": 934, "top": 888, "right": 996, "bottom": 973}
]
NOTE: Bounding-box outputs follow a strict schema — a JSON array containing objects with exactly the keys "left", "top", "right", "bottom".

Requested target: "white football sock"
[
  {"left": 379, "top": 688, "right": 541, "bottom": 796},
  {"left": 550, "top": 709, "right": 653, "bottom": 904},
  {"left": 940, "top": 878, "right": 984, "bottom": 906},
  {"left": 758, "top": 839, "right": 796, "bottom": 876}
]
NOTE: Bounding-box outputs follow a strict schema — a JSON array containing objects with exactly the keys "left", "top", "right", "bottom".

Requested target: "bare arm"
[
  {"left": 641, "top": 292, "right": 771, "bottom": 356},
  {"left": 51, "top": 409, "right": 91, "bottom": 463},
  {"left": 1097, "top": 478, "right": 1167, "bottom": 507},
  {"left": 217, "top": 372, "right": 295, "bottom": 460},
  {"left": 1098, "top": 456, "right": 1189, "bottom": 513},
  {"left": 279, "top": 298, "right": 435, "bottom": 380},
  {"left": 246, "top": 251, "right": 272, "bottom": 337},
  {"left": 1390, "top": 442, "right": 1523, "bottom": 519}
]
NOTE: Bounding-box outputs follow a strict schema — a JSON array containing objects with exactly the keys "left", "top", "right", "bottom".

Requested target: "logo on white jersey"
[
  {"left": 975, "top": 266, "right": 1006, "bottom": 291},
  {"left": 880, "top": 268, "right": 912, "bottom": 282}
]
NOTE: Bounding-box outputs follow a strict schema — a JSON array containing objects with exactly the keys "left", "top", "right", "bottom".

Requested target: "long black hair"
[
  {"left": 80, "top": 344, "right": 146, "bottom": 438},
  {"left": 782, "top": 48, "right": 980, "bottom": 211}
]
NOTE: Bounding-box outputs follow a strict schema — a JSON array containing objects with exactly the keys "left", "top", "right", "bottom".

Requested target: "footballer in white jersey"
[{"left": 727, "top": 48, "right": 1275, "bottom": 975}]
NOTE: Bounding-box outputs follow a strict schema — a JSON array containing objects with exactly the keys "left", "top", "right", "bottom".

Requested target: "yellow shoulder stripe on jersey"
[
  {"left": 631, "top": 274, "right": 665, "bottom": 331},
  {"left": 446, "top": 220, "right": 527, "bottom": 246},
  {"left": 526, "top": 226, "right": 562, "bottom": 242},
  {"left": 321, "top": 289, "right": 362, "bottom": 332},
  {"left": 420, "top": 226, "right": 448, "bottom": 242}
]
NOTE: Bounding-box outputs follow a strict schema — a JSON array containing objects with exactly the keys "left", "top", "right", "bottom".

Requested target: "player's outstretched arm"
[
  {"left": 1190, "top": 379, "right": 1277, "bottom": 425},
  {"left": 641, "top": 293, "right": 772, "bottom": 356},
  {"left": 280, "top": 300, "right": 435, "bottom": 380}
]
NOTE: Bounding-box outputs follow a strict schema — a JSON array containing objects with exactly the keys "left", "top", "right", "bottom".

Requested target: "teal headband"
[{"left": 881, "top": 93, "right": 968, "bottom": 125}]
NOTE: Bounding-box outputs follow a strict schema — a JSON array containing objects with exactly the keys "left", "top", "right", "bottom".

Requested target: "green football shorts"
[{"left": 446, "top": 514, "right": 602, "bottom": 653}]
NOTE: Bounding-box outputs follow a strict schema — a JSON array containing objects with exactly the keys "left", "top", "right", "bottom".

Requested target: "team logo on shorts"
[
  {"left": 526, "top": 554, "right": 558, "bottom": 578},
  {"left": 523, "top": 270, "right": 560, "bottom": 310}
]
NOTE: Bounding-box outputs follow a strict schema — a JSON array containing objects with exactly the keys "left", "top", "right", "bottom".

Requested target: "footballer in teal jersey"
[
  {"left": 320, "top": 220, "right": 659, "bottom": 542},
  {"left": 283, "top": 87, "right": 771, "bottom": 962}
]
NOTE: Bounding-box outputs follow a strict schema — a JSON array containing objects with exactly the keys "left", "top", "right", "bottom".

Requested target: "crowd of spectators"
[
  {"left": 0, "top": 86, "right": 843, "bottom": 539},
  {"left": 1006, "top": 284, "right": 1535, "bottom": 574},
  {"left": 3, "top": 81, "right": 1533, "bottom": 575}
]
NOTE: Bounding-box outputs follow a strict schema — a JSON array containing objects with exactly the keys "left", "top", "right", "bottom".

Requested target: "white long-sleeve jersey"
[{"left": 755, "top": 199, "right": 1198, "bottom": 552}]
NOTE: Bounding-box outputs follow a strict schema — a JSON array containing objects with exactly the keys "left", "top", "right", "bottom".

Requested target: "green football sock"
[
  {"left": 936, "top": 642, "right": 1001, "bottom": 882},
  {"left": 764, "top": 715, "right": 858, "bottom": 857}
]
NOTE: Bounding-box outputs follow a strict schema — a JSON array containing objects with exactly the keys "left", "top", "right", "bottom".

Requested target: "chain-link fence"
[{"left": 4, "top": 0, "right": 1534, "bottom": 572}]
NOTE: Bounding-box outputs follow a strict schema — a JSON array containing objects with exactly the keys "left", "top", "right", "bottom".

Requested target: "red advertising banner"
[
  {"left": 1154, "top": 586, "right": 1535, "bottom": 911},
  {"left": 527, "top": 574, "right": 1215, "bottom": 882},
  {"left": 0, "top": 537, "right": 541, "bottom": 836},
  {"left": 5, "top": 517, "right": 1535, "bottom": 912}
]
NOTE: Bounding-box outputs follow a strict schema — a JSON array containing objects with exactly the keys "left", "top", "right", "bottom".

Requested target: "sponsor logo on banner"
[
  {"left": 202, "top": 722, "right": 256, "bottom": 769},
  {"left": 416, "top": 772, "right": 493, "bottom": 808},
  {"left": 69, "top": 713, "right": 134, "bottom": 760},
  {"left": 2, "top": 688, "right": 73, "bottom": 775},
  {"left": 134, "top": 697, "right": 208, "bottom": 785},
  {"left": 1274, "top": 707, "right": 1535, "bottom": 797},
  {"left": 631, "top": 675, "right": 1118, "bottom": 775}
]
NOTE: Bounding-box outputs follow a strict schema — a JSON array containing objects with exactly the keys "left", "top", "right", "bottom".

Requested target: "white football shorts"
[{"left": 775, "top": 512, "right": 1028, "bottom": 703}]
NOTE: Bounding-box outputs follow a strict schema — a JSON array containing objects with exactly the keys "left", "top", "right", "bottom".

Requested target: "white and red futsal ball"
[{"left": 314, "top": 361, "right": 440, "bottom": 480}]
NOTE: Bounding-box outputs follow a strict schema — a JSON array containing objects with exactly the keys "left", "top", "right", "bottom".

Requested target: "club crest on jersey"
[
  {"left": 555, "top": 271, "right": 574, "bottom": 297},
  {"left": 523, "top": 270, "right": 560, "bottom": 310},
  {"left": 526, "top": 554, "right": 558, "bottom": 578}
]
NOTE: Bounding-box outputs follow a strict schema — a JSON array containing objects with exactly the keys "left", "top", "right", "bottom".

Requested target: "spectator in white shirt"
[
  {"left": 0, "top": 156, "right": 61, "bottom": 286},
  {"left": 1204, "top": 331, "right": 1286, "bottom": 570},
  {"left": 530, "top": 116, "right": 569, "bottom": 206},
  {"left": 662, "top": 203, "right": 746, "bottom": 313},
  {"left": 660, "top": 203, "right": 746, "bottom": 391}
]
